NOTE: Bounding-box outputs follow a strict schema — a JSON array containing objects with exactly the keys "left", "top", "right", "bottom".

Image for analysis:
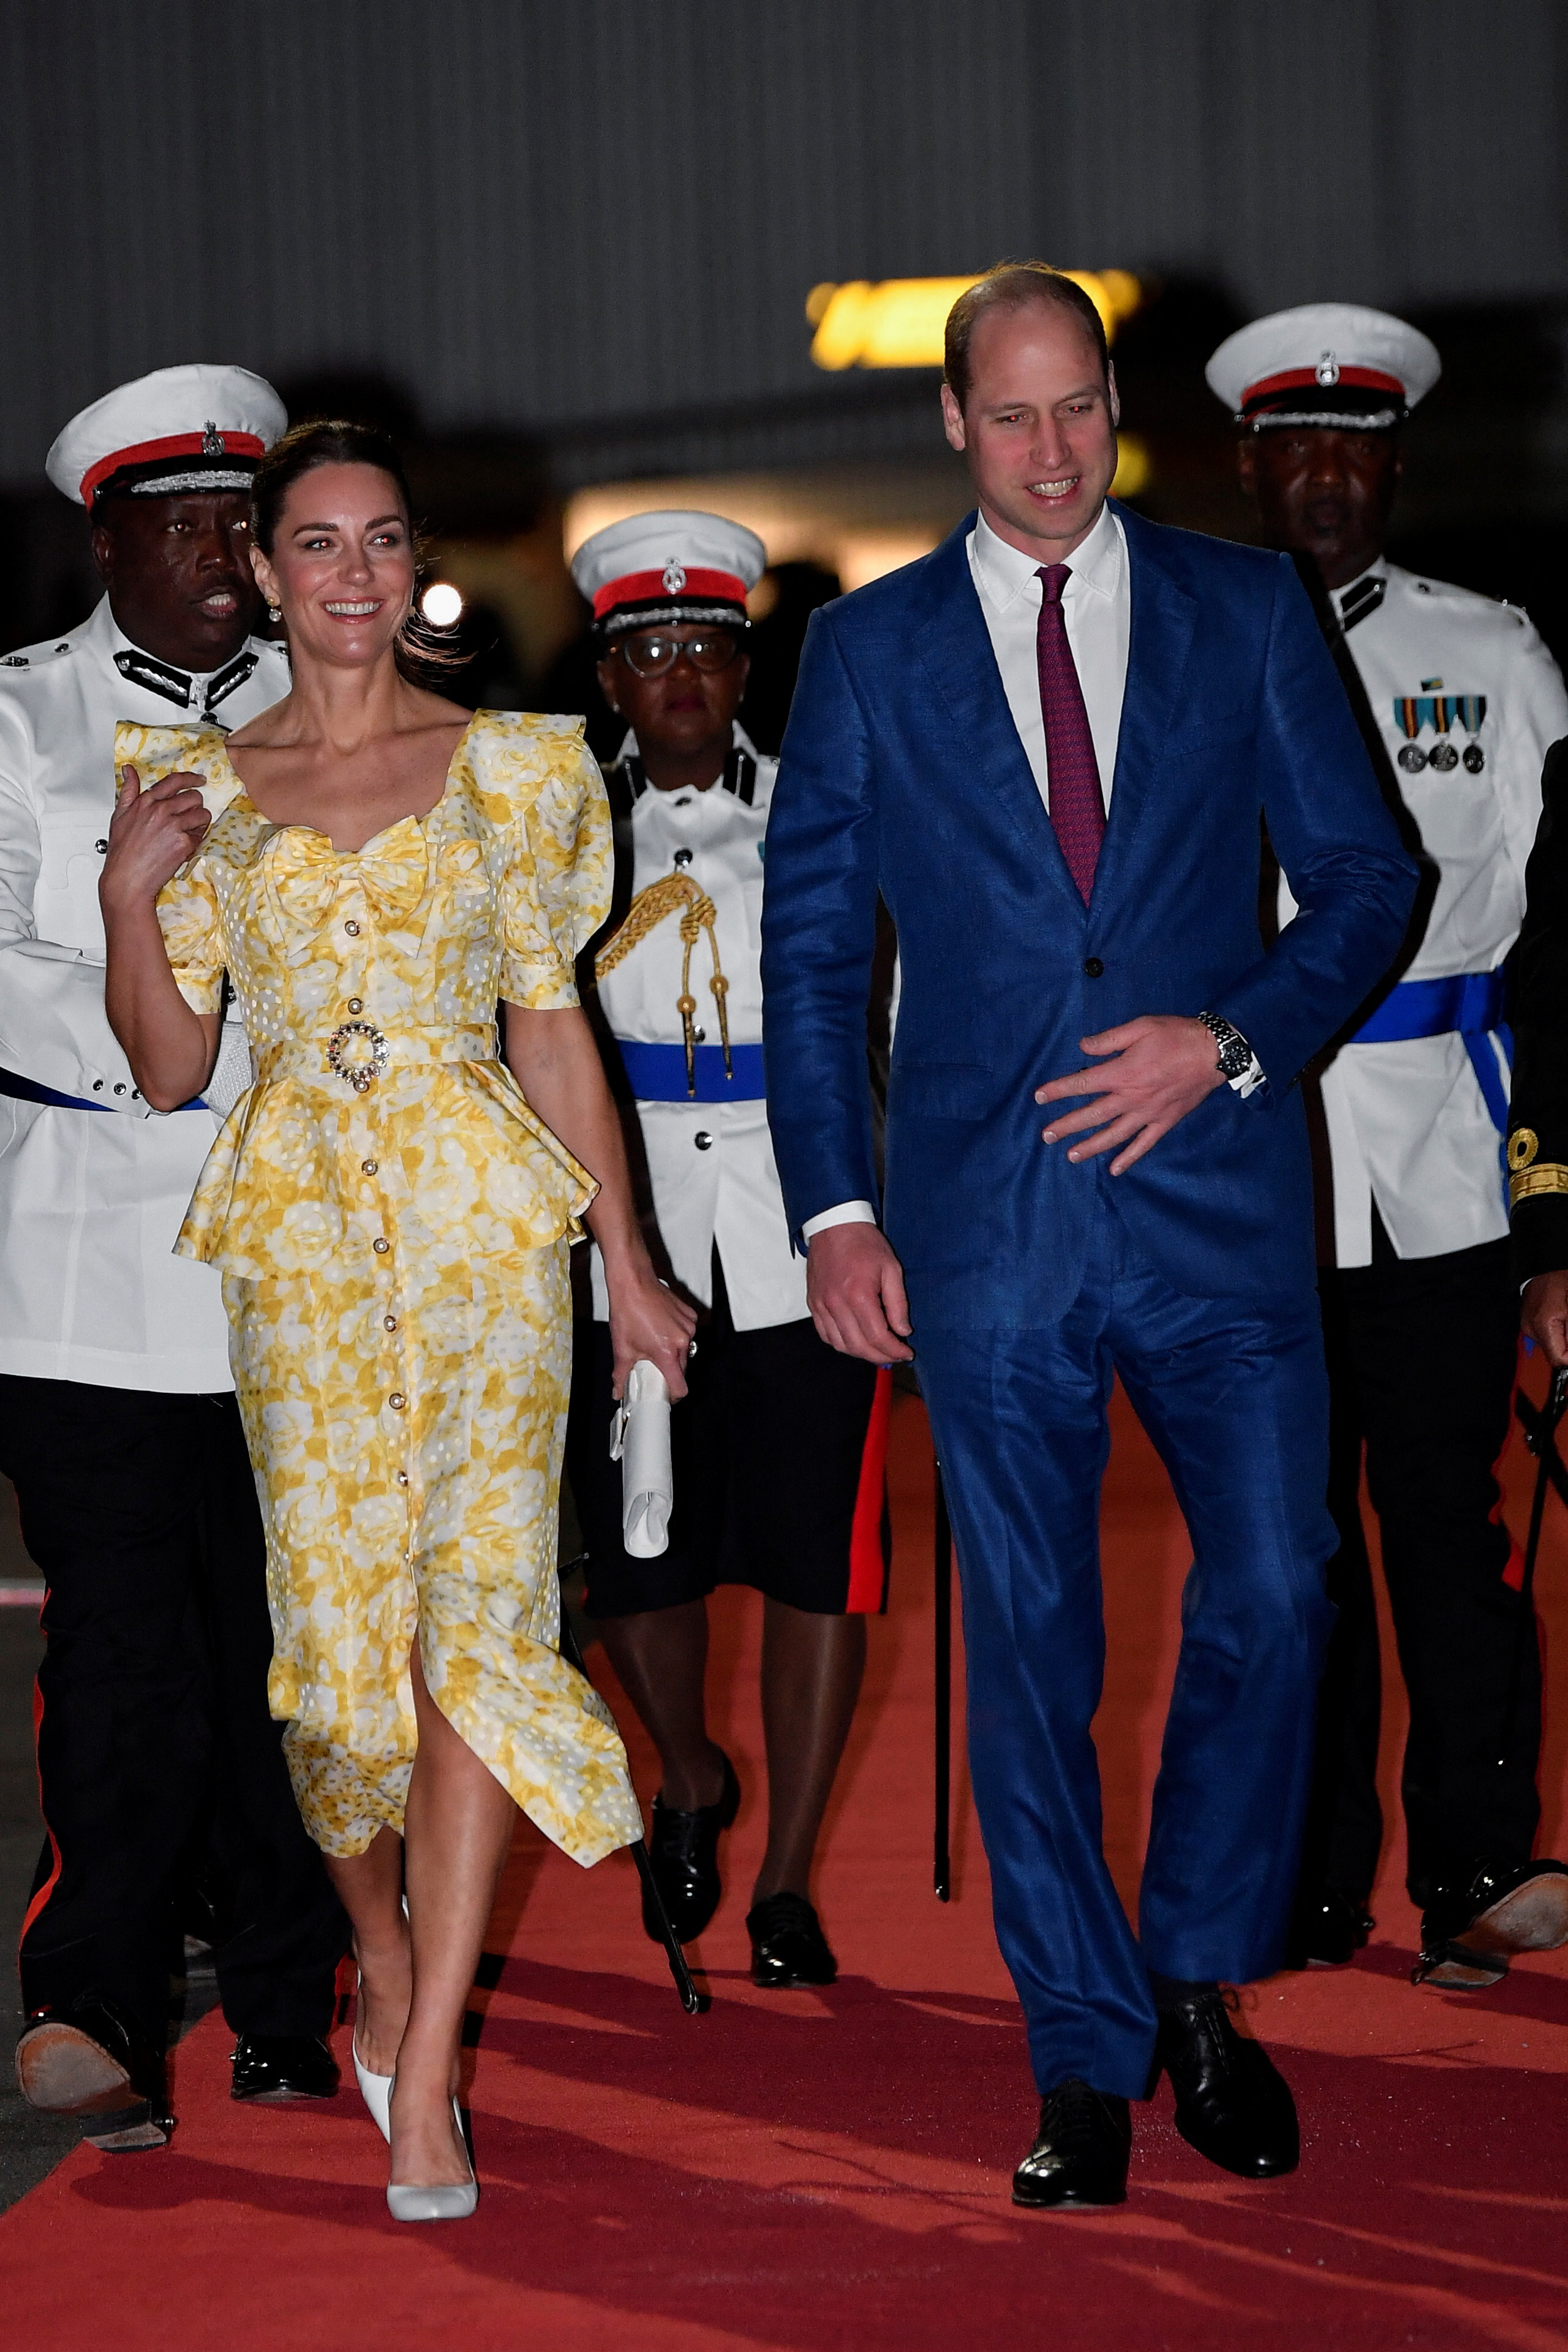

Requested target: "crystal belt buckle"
[{"left": 326, "top": 1020, "right": 390, "bottom": 1094}]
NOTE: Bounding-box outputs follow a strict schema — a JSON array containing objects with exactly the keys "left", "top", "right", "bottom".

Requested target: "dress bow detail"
[{"left": 260, "top": 818, "right": 432, "bottom": 944}]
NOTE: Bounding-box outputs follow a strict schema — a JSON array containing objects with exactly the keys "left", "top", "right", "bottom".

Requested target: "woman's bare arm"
[
  {"left": 503, "top": 1001, "right": 695, "bottom": 1396},
  {"left": 100, "top": 767, "right": 220, "bottom": 1111}
]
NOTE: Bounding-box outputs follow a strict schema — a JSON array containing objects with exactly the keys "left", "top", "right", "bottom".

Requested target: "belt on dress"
[
  {"left": 0, "top": 1066, "right": 208, "bottom": 1112},
  {"left": 1348, "top": 967, "right": 1511, "bottom": 1136},
  {"left": 256, "top": 1023, "right": 497, "bottom": 1093},
  {"left": 613, "top": 1039, "right": 767, "bottom": 1102}
]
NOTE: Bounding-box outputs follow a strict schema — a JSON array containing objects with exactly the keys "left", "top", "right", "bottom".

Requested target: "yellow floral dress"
[{"left": 118, "top": 709, "right": 644, "bottom": 1866}]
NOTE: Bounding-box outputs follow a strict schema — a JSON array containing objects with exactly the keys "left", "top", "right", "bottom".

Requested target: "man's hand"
[
  {"left": 1035, "top": 1014, "right": 1226, "bottom": 1175},
  {"left": 1522, "top": 1270, "right": 1568, "bottom": 1369},
  {"left": 806, "top": 1223, "right": 913, "bottom": 1363}
]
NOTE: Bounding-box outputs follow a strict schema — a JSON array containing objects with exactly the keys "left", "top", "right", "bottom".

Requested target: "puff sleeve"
[{"left": 498, "top": 728, "right": 612, "bottom": 1011}]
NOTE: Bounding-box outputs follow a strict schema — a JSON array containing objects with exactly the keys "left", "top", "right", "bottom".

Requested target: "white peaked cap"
[
  {"left": 46, "top": 363, "right": 288, "bottom": 507},
  {"left": 571, "top": 509, "right": 767, "bottom": 634},
  {"left": 1205, "top": 304, "right": 1441, "bottom": 429}
]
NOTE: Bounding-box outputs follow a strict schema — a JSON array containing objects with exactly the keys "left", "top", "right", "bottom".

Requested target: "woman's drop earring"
[{"left": 266, "top": 602, "right": 282, "bottom": 625}]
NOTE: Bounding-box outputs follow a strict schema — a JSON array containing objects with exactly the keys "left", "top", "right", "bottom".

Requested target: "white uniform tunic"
[
  {"left": 0, "top": 596, "right": 290, "bottom": 1389},
  {"left": 1285, "top": 563, "right": 1568, "bottom": 1267},
  {"left": 589, "top": 726, "right": 808, "bottom": 1332}
]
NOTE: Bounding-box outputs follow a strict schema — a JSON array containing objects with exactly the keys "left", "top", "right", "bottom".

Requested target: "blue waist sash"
[
  {"left": 0, "top": 1068, "right": 207, "bottom": 1113},
  {"left": 1349, "top": 968, "right": 1510, "bottom": 1137},
  {"left": 614, "top": 1039, "right": 766, "bottom": 1103}
]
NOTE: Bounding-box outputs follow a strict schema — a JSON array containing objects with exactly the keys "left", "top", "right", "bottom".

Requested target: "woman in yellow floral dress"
[{"left": 99, "top": 421, "right": 695, "bottom": 2218}]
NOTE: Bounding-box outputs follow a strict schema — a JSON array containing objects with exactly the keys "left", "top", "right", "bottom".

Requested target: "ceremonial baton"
[
  {"left": 934, "top": 1461, "right": 952, "bottom": 1902},
  {"left": 556, "top": 1603, "right": 710, "bottom": 2016},
  {"left": 1502, "top": 1362, "right": 1568, "bottom": 1770}
]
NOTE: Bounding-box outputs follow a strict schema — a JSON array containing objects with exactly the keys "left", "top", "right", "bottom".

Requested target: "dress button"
[
  {"left": 673, "top": 847, "right": 693, "bottom": 868},
  {"left": 1084, "top": 957, "right": 1104, "bottom": 978},
  {"left": 344, "top": 919, "right": 361, "bottom": 935},
  {"left": 396, "top": 1469, "right": 410, "bottom": 1487},
  {"left": 694, "top": 1130, "right": 713, "bottom": 1151},
  {"left": 384, "top": 1315, "right": 398, "bottom": 1332},
  {"left": 361, "top": 1158, "right": 378, "bottom": 1174},
  {"left": 347, "top": 998, "right": 363, "bottom": 1014},
  {"left": 373, "top": 1237, "right": 390, "bottom": 1254},
  {"left": 388, "top": 1392, "right": 407, "bottom": 1411}
]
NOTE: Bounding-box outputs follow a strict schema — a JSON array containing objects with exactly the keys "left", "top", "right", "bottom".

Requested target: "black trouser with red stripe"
[
  {"left": 1300, "top": 1226, "right": 1543, "bottom": 1913},
  {"left": 0, "top": 1376, "right": 347, "bottom": 2051}
]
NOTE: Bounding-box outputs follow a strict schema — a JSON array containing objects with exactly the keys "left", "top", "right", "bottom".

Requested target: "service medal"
[
  {"left": 1428, "top": 741, "right": 1459, "bottom": 772},
  {"left": 1398, "top": 743, "right": 1428, "bottom": 772},
  {"left": 1463, "top": 744, "right": 1485, "bottom": 772}
]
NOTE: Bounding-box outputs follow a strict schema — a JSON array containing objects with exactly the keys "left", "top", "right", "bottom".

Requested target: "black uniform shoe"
[
  {"left": 641, "top": 1751, "right": 741, "bottom": 1945},
  {"left": 746, "top": 1892, "right": 838, "bottom": 1988},
  {"left": 15, "top": 1993, "right": 174, "bottom": 2153},
  {"left": 1011, "top": 2079, "right": 1131, "bottom": 2209},
  {"left": 1285, "top": 1885, "right": 1374, "bottom": 1969},
  {"left": 230, "top": 2034, "right": 341, "bottom": 2103},
  {"left": 1414, "top": 1858, "right": 1568, "bottom": 1989},
  {"left": 1148, "top": 1987, "right": 1298, "bottom": 2178}
]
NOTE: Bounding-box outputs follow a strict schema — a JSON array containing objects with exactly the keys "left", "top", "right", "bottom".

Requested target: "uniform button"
[
  {"left": 347, "top": 997, "right": 363, "bottom": 1014},
  {"left": 113, "top": 1082, "right": 126, "bottom": 1095},
  {"left": 373, "top": 1237, "right": 391, "bottom": 1254},
  {"left": 361, "top": 1158, "right": 378, "bottom": 1174},
  {"left": 1084, "top": 957, "right": 1104, "bottom": 978},
  {"left": 388, "top": 1392, "right": 407, "bottom": 1411},
  {"left": 95, "top": 839, "right": 107, "bottom": 853},
  {"left": 92, "top": 1079, "right": 104, "bottom": 1091},
  {"left": 344, "top": 919, "right": 361, "bottom": 935},
  {"left": 693, "top": 1026, "right": 706, "bottom": 1043},
  {"left": 131, "top": 1089, "right": 141, "bottom": 1101},
  {"left": 383, "top": 1315, "right": 398, "bottom": 1332},
  {"left": 695, "top": 1130, "right": 713, "bottom": 1151},
  {"left": 673, "top": 847, "right": 693, "bottom": 868}
]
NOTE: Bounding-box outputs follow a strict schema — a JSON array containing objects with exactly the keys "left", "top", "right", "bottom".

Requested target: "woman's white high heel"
[
  {"left": 386, "top": 2097, "right": 477, "bottom": 2222},
  {"left": 352, "top": 2037, "right": 394, "bottom": 2143}
]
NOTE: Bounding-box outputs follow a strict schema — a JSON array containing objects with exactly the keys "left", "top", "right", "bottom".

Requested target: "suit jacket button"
[{"left": 1084, "top": 957, "right": 1104, "bottom": 978}]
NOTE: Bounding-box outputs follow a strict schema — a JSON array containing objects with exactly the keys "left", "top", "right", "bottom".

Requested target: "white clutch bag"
[{"left": 608, "top": 1359, "right": 673, "bottom": 1557}]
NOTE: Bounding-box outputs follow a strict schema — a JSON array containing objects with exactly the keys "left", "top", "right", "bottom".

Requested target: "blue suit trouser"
[{"left": 915, "top": 1200, "right": 1335, "bottom": 2101}]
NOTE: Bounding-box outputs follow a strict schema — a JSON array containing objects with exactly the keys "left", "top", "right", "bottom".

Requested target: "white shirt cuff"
[
  {"left": 1230, "top": 1054, "right": 1267, "bottom": 1100},
  {"left": 802, "top": 1199, "right": 878, "bottom": 1240}
]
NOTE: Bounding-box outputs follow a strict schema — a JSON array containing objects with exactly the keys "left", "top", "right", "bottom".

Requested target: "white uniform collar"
[
  {"left": 970, "top": 500, "right": 1125, "bottom": 612},
  {"left": 1332, "top": 562, "right": 1389, "bottom": 634},
  {"left": 88, "top": 594, "right": 267, "bottom": 716},
  {"left": 614, "top": 717, "right": 764, "bottom": 777}
]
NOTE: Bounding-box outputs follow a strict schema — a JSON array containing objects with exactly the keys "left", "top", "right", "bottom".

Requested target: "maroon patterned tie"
[{"left": 1036, "top": 564, "right": 1104, "bottom": 903}]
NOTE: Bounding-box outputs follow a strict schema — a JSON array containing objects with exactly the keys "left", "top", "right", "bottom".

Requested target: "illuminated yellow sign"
[{"left": 806, "top": 271, "right": 1144, "bottom": 371}]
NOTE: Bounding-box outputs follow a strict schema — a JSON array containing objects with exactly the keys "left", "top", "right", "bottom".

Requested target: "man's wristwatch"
[{"left": 1197, "top": 1011, "right": 1265, "bottom": 1098}]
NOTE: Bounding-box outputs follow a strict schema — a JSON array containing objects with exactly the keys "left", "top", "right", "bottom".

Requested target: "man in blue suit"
[{"left": 760, "top": 264, "right": 1417, "bottom": 2207}]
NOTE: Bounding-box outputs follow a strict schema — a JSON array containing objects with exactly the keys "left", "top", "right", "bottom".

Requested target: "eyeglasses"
[{"left": 615, "top": 630, "right": 741, "bottom": 679}]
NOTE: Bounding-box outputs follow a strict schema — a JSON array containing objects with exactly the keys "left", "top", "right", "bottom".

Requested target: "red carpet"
[{"left": 5, "top": 1380, "right": 1567, "bottom": 2350}]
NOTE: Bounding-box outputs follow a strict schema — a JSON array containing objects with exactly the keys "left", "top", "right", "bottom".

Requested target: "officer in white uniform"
[
  {"left": 1, "top": 369, "right": 347, "bottom": 2147},
  {"left": 1211, "top": 306, "right": 1568, "bottom": 1988},
  {"left": 565, "top": 514, "right": 890, "bottom": 1992}
]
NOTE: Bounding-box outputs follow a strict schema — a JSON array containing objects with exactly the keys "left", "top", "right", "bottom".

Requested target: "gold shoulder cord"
[
  {"left": 1507, "top": 1126, "right": 1568, "bottom": 1204},
  {"left": 595, "top": 873, "right": 732, "bottom": 1097}
]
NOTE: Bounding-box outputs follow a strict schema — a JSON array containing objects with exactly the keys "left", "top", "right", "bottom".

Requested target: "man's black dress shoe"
[
  {"left": 746, "top": 1891, "right": 837, "bottom": 1988},
  {"left": 15, "top": 1992, "right": 174, "bottom": 2152},
  {"left": 1148, "top": 1987, "right": 1298, "bottom": 2178},
  {"left": 1012, "top": 2078, "right": 1131, "bottom": 2209},
  {"left": 641, "top": 1751, "right": 741, "bottom": 1945},
  {"left": 230, "top": 2033, "right": 341, "bottom": 2103},
  {"left": 1414, "top": 1858, "right": 1568, "bottom": 1989},
  {"left": 1285, "top": 1885, "right": 1374, "bottom": 1969}
]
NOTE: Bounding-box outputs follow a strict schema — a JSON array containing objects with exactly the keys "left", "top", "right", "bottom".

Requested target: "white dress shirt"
[
  {"left": 1282, "top": 560, "right": 1568, "bottom": 1266},
  {"left": 590, "top": 726, "right": 810, "bottom": 1330},
  {"left": 0, "top": 597, "right": 290, "bottom": 1390}
]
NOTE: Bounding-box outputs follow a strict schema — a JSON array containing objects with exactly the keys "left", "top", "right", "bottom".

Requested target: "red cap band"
[
  {"left": 80, "top": 429, "right": 266, "bottom": 507},
  {"left": 1242, "top": 366, "right": 1405, "bottom": 409},
  {"left": 591, "top": 566, "right": 749, "bottom": 620}
]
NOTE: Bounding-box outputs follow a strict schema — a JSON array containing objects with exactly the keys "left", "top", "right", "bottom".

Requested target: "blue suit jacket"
[{"left": 760, "top": 505, "right": 1419, "bottom": 1325}]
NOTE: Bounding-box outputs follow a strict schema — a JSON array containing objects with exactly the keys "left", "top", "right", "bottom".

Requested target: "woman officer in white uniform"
[{"left": 566, "top": 513, "right": 890, "bottom": 1989}]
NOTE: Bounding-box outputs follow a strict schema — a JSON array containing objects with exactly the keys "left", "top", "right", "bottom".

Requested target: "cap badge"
[
  {"left": 201, "top": 421, "right": 226, "bottom": 455},
  {"left": 662, "top": 562, "right": 687, "bottom": 594},
  {"left": 1314, "top": 351, "right": 1340, "bottom": 387}
]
